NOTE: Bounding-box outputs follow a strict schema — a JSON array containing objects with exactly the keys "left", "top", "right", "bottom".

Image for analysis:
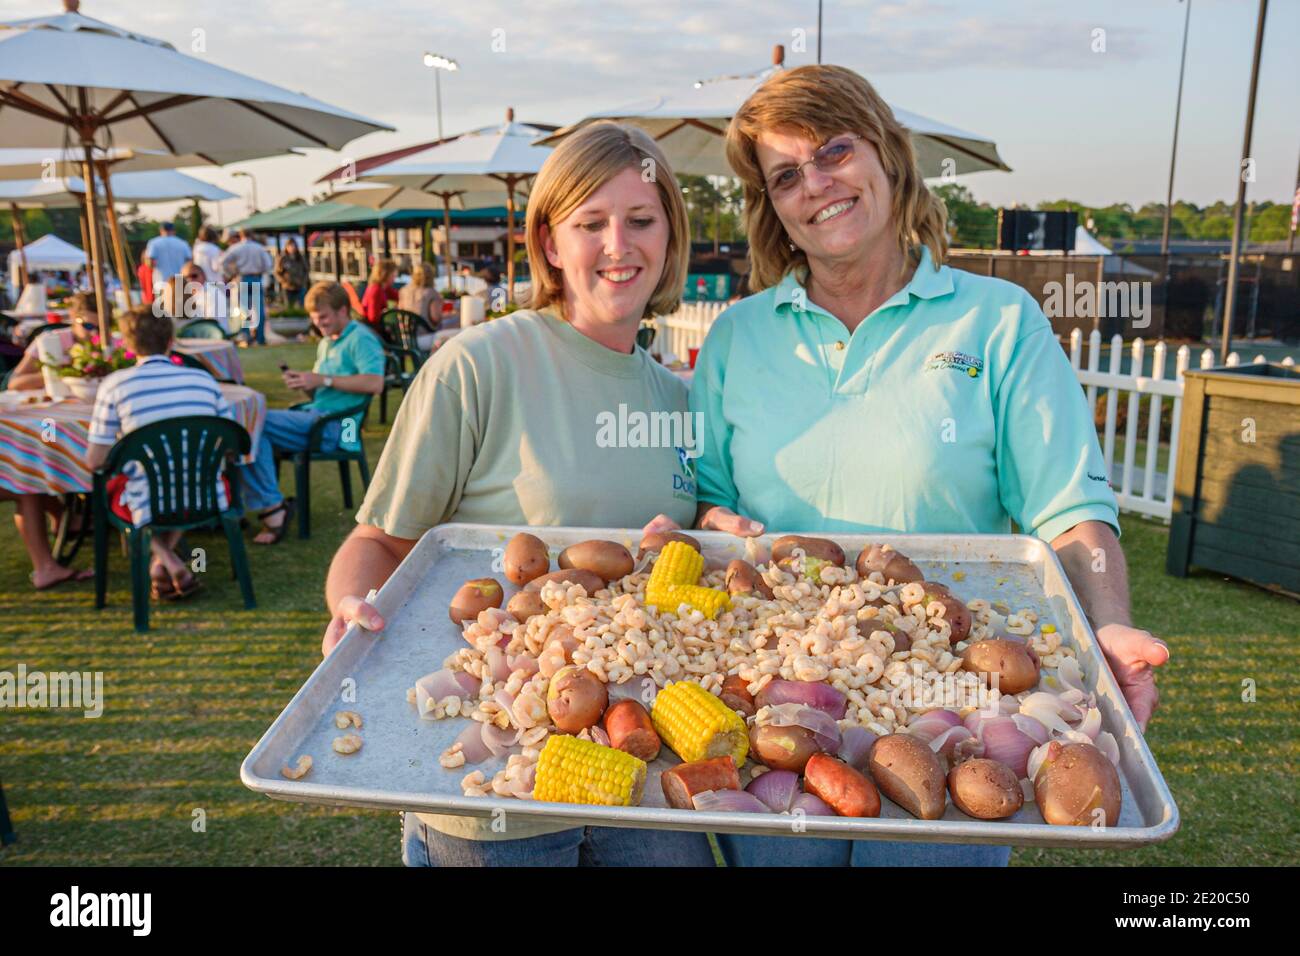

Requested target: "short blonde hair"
[
  {"left": 367, "top": 259, "right": 397, "bottom": 286},
  {"left": 304, "top": 281, "right": 349, "bottom": 313},
  {"left": 409, "top": 261, "right": 436, "bottom": 288},
  {"left": 725, "top": 65, "right": 948, "bottom": 291},
  {"left": 525, "top": 121, "right": 690, "bottom": 318}
]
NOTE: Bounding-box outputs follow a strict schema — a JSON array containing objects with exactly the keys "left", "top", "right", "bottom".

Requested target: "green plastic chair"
[
  {"left": 93, "top": 416, "right": 255, "bottom": 632},
  {"left": 177, "top": 318, "right": 231, "bottom": 340},
  {"left": 276, "top": 397, "right": 372, "bottom": 539},
  {"left": 371, "top": 313, "right": 427, "bottom": 425}
]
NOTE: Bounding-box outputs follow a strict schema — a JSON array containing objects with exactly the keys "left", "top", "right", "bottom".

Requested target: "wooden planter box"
[{"left": 1167, "top": 363, "right": 1300, "bottom": 598}]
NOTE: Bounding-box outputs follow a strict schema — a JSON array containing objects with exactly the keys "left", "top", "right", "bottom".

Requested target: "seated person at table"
[
  {"left": 359, "top": 259, "right": 398, "bottom": 327},
  {"left": 3, "top": 291, "right": 101, "bottom": 392},
  {"left": 239, "top": 281, "right": 385, "bottom": 545},
  {"left": 160, "top": 260, "right": 230, "bottom": 333},
  {"left": 0, "top": 491, "right": 94, "bottom": 590},
  {"left": 85, "top": 306, "right": 235, "bottom": 599},
  {"left": 395, "top": 261, "right": 446, "bottom": 350}
]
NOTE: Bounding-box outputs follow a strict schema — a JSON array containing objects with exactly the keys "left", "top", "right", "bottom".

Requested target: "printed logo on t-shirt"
[
  {"left": 925, "top": 350, "right": 984, "bottom": 379},
  {"left": 672, "top": 445, "right": 697, "bottom": 500}
]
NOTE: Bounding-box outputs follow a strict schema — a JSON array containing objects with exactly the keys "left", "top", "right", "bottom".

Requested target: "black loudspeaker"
[{"left": 998, "top": 209, "right": 1078, "bottom": 252}]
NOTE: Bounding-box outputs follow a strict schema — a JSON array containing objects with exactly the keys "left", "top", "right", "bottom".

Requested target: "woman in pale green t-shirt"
[{"left": 319, "top": 122, "right": 714, "bottom": 867}]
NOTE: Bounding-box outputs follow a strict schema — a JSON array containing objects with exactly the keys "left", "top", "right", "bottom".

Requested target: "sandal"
[
  {"left": 254, "top": 498, "right": 296, "bottom": 546},
  {"left": 168, "top": 568, "right": 203, "bottom": 599},
  {"left": 150, "top": 564, "right": 176, "bottom": 601}
]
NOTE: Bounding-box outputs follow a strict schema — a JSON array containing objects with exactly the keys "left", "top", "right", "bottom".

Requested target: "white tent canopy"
[
  {"left": 0, "top": 168, "right": 235, "bottom": 206},
  {"left": 8, "top": 232, "right": 85, "bottom": 272},
  {"left": 540, "top": 62, "right": 1010, "bottom": 179},
  {"left": 1074, "top": 226, "right": 1112, "bottom": 255}
]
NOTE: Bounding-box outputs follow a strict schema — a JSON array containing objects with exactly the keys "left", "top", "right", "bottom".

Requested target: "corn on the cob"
[
  {"left": 646, "top": 541, "right": 730, "bottom": 619},
  {"left": 532, "top": 734, "right": 647, "bottom": 806},
  {"left": 651, "top": 680, "right": 748, "bottom": 766}
]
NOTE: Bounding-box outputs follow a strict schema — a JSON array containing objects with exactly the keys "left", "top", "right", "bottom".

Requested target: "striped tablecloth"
[
  {"left": 175, "top": 338, "right": 244, "bottom": 384},
  {"left": 0, "top": 384, "right": 266, "bottom": 495}
]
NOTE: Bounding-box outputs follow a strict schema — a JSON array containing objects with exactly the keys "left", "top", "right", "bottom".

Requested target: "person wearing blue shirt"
[
  {"left": 142, "top": 222, "right": 192, "bottom": 296},
  {"left": 646, "top": 65, "right": 1171, "bottom": 868},
  {"left": 238, "top": 281, "right": 384, "bottom": 545}
]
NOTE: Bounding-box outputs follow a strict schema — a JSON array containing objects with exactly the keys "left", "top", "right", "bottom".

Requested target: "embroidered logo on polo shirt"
[
  {"left": 672, "top": 445, "right": 697, "bottom": 500},
  {"left": 925, "top": 351, "right": 984, "bottom": 379}
]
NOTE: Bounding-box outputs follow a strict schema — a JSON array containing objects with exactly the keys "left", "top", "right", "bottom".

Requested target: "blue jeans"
[
  {"left": 716, "top": 834, "right": 1012, "bottom": 867},
  {"left": 400, "top": 812, "right": 717, "bottom": 867},
  {"left": 238, "top": 274, "right": 267, "bottom": 344},
  {"left": 238, "top": 408, "right": 339, "bottom": 512}
]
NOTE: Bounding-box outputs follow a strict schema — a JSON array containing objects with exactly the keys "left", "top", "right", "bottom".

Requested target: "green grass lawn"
[{"left": 2, "top": 344, "right": 1297, "bottom": 866}]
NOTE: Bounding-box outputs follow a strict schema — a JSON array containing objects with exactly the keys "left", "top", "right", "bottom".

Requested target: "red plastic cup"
[{"left": 688, "top": 347, "right": 700, "bottom": 369}]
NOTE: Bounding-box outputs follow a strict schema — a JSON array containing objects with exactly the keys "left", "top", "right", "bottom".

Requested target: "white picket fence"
[
  {"left": 650, "top": 303, "right": 1295, "bottom": 522},
  {"left": 1068, "top": 329, "right": 1293, "bottom": 520}
]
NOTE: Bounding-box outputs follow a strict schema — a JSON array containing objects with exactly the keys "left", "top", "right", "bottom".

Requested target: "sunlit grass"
[{"left": 2, "top": 343, "right": 1297, "bottom": 866}]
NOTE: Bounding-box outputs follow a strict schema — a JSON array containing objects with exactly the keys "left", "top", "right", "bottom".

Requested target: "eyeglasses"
[{"left": 762, "top": 135, "right": 862, "bottom": 196}]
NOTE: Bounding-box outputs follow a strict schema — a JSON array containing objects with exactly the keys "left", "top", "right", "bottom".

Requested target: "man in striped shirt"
[{"left": 87, "top": 307, "right": 234, "bottom": 599}]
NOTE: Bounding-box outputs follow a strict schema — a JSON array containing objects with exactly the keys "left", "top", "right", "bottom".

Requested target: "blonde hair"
[
  {"left": 305, "top": 281, "right": 350, "bottom": 313},
  {"left": 409, "top": 261, "right": 436, "bottom": 288},
  {"left": 367, "top": 259, "right": 397, "bottom": 286},
  {"left": 525, "top": 121, "right": 690, "bottom": 318},
  {"left": 725, "top": 65, "right": 948, "bottom": 291}
]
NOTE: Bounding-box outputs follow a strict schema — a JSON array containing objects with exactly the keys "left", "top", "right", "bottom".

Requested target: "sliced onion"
[
  {"left": 760, "top": 702, "right": 841, "bottom": 752},
  {"left": 953, "top": 733, "right": 985, "bottom": 762},
  {"left": 1075, "top": 707, "right": 1102, "bottom": 740},
  {"left": 455, "top": 722, "right": 493, "bottom": 764},
  {"left": 1026, "top": 741, "right": 1053, "bottom": 783},
  {"left": 508, "top": 653, "right": 540, "bottom": 678},
  {"left": 929, "top": 725, "right": 974, "bottom": 762},
  {"left": 692, "top": 789, "right": 772, "bottom": 813},
  {"left": 1010, "top": 713, "right": 1049, "bottom": 745},
  {"left": 1059, "top": 687, "right": 1087, "bottom": 706},
  {"left": 755, "top": 679, "right": 848, "bottom": 720},
  {"left": 415, "top": 668, "right": 477, "bottom": 704},
  {"left": 979, "top": 717, "right": 1037, "bottom": 779},
  {"left": 590, "top": 725, "right": 611, "bottom": 748},
  {"left": 481, "top": 722, "right": 520, "bottom": 756},
  {"left": 485, "top": 646, "right": 512, "bottom": 683},
  {"left": 1020, "top": 693, "right": 1074, "bottom": 736},
  {"left": 998, "top": 694, "right": 1022, "bottom": 714},
  {"left": 746, "top": 770, "right": 800, "bottom": 812},
  {"left": 493, "top": 689, "right": 517, "bottom": 714},
  {"left": 1020, "top": 778, "right": 1035, "bottom": 803},
  {"left": 790, "top": 792, "right": 836, "bottom": 816},
  {"left": 907, "top": 709, "right": 962, "bottom": 745},
  {"left": 1057, "top": 656, "right": 1086, "bottom": 693},
  {"left": 836, "top": 726, "right": 877, "bottom": 771},
  {"left": 1094, "top": 731, "right": 1120, "bottom": 767}
]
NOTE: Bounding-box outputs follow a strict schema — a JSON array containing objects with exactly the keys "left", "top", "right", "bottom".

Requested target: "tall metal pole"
[
  {"left": 1220, "top": 0, "right": 1268, "bottom": 365},
  {"left": 435, "top": 67, "right": 444, "bottom": 141},
  {"left": 1289, "top": 147, "right": 1299, "bottom": 253},
  {"left": 816, "top": 0, "right": 823, "bottom": 63},
  {"left": 1161, "top": 0, "right": 1192, "bottom": 256}
]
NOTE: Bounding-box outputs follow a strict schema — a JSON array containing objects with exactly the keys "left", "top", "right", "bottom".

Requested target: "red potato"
[
  {"left": 749, "top": 722, "right": 822, "bottom": 773},
  {"left": 602, "top": 699, "right": 661, "bottom": 761},
  {"left": 558, "top": 540, "right": 634, "bottom": 583},
  {"left": 920, "top": 582, "right": 972, "bottom": 643},
  {"left": 771, "top": 535, "right": 846, "bottom": 571},
  {"left": 505, "top": 590, "right": 547, "bottom": 624},
  {"left": 862, "top": 615, "right": 911, "bottom": 653},
  {"left": 538, "top": 625, "right": 579, "bottom": 679},
  {"left": 661, "top": 756, "right": 740, "bottom": 810},
  {"left": 725, "top": 559, "right": 774, "bottom": 600},
  {"left": 803, "top": 753, "right": 881, "bottom": 817},
  {"left": 449, "top": 578, "right": 503, "bottom": 625},
  {"left": 638, "top": 530, "right": 701, "bottom": 558},
  {"left": 719, "top": 674, "right": 756, "bottom": 717},
  {"left": 868, "top": 734, "right": 948, "bottom": 820},
  {"left": 504, "top": 532, "right": 550, "bottom": 586},
  {"left": 855, "top": 543, "right": 924, "bottom": 584},
  {"left": 545, "top": 665, "right": 608, "bottom": 733}
]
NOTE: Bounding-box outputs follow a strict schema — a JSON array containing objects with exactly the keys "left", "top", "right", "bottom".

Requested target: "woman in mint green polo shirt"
[
  {"left": 680, "top": 65, "right": 1170, "bottom": 867},
  {"left": 319, "top": 122, "right": 713, "bottom": 868}
]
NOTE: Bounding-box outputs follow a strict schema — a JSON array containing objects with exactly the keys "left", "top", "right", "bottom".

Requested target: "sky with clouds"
[{"left": 3, "top": 0, "right": 1297, "bottom": 225}]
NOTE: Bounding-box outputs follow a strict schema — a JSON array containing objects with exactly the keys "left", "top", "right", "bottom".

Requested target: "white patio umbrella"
[
  {"left": 0, "top": 0, "right": 392, "bottom": 337},
  {"left": 3, "top": 170, "right": 234, "bottom": 290},
  {"left": 539, "top": 46, "right": 1011, "bottom": 179},
  {"left": 359, "top": 109, "right": 550, "bottom": 301}
]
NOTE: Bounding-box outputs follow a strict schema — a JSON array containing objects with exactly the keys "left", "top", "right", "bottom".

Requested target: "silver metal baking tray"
[{"left": 241, "top": 524, "right": 1179, "bottom": 848}]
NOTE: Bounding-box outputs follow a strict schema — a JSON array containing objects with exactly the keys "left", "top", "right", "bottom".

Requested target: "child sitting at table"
[
  {"left": 2, "top": 291, "right": 101, "bottom": 392},
  {"left": 85, "top": 306, "right": 235, "bottom": 600}
]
